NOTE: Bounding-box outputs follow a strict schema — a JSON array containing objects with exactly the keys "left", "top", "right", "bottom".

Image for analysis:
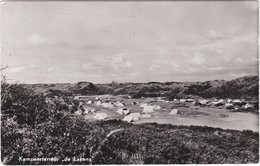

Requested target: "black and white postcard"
[{"left": 1, "top": 0, "right": 259, "bottom": 165}]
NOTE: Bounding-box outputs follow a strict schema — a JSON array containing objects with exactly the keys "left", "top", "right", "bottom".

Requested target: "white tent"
[
  {"left": 198, "top": 99, "right": 209, "bottom": 105},
  {"left": 227, "top": 99, "right": 233, "bottom": 103},
  {"left": 68, "top": 104, "right": 73, "bottom": 111},
  {"left": 90, "top": 109, "right": 96, "bottom": 113},
  {"left": 75, "top": 109, "right": 82, "bottom": 115},
  {"left": 117, "top": 108, "right": 130, "bottom": 115},
  {"left": 153, "top": 105, "right": 161, "bottom": 110},
  {"left": 102, "top": 102, "right": 108, "bottom": 108},
  {"left": 233, "top": 99, "right": 242, "bottom": 103},
  {"left": 245, "top": 103, "right": 254, "bottom": 109},
  {"left": 116, "top": 108, "right": 123, "bottom": 115},
  {"left": 122, "top": 109, "right": 130, "bottom": 115},
  {"left": 225, "top": 103, "right": 234, "bottom": 109},
  {"left": 143, "top": 105, "right": 154, "bottom": 113},
  {"left": 140, "top": 103, "right": 148, "bottom": 108},
  {"left": 102, "top": 102, "right": 114, "bottom": 108},
  {"left": 115, "top": 102, "right": 125, "bottom": 107},
  {"left": 142, "top": 114, "right": 152, "bottom": 118},
  {"left": 180, "top": 99, "right": 186, "bottom": 103},
  {"left": 170, "top": 109, "right": 178, "bottom": 115},
  {"left": 212, "top": 99, "right": 224, "bottom": 105},
  {"left": 123, "top": 115, "right": 133, "bottom": 122},
  {"left": 96, "top": 101, "right": 102, "bottom": 106},
  {"left": 123, "top": 113, "right": 141, "bottom": 122},
  {"left": 186, "top": 99, "right": 194, "bottom": 102},
  {"left": 157, "top": 99, "right": 165, "bottom": 102},
  {"left": 79, "top": 101, "right": 84, "bottom": 106},
  {"left": 81, "top": 105, "right": 90, "bottom": 114},
  {"left": 94, "top": 113, "right": 108, "bottom": 120},
  {"left": 218, "top": 99, "right": 224, "bottom": 103}
]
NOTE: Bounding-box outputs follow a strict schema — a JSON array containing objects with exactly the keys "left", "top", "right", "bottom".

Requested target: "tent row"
[{"left": 194, "top": 99, "right": 255, "bottom": 109}]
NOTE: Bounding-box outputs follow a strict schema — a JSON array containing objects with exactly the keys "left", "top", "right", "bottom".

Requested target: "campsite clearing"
[{"left": 71, "top": 95, "right": 259, "bottom": 132}]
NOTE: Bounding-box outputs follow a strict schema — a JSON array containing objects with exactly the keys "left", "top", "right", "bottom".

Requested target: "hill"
[{"left": 22, "top": 75, "right": 259, "bottom": 100}]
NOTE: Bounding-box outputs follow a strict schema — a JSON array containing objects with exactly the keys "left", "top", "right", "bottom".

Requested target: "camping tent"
[
  {"left": 81, "top": 105, "right": 90, "bottom": 114},
  {"left": 245, "top": 103, "right": 254, "bottom": 109},
  {"left": 218, "top": 99, "right": 224, "bottom": 103},
  {"left": 225, "top": 103, "right": 234, "bottom": 109},
  {"left": 198, "top": 99, "right": 209, "bottom": 105},
  {"left": 122, "top": 109, "right": 130, "bottom": 115},
  {"left": 90, "top": 109, "right": 96, "bottom": 113},
  {"left": 117, "top": 108, "right": 130, "bottom": 115},
  {"left": 102, "top": 102, "right": 114, "bottom": 108},
  {"left": 143, "top": 105, "right": 154, "bottom": 113},
  {"left": 116, "top": 108, "right": 123, "bottom": 115},
  {"left": 140, "top": 103, "right": 148, "bottom": 108},
  {"left": 75, "top": 109, "right": 82, "bottom": 115},
  {"left": 115, "top": 102, "right": 125, "bottom": 107},
  {"left": 227, "top": 99, "right": 233, "bottom": 103},
  {"left": 180, "top": 99, "right": 186, "bottom": 103},
  {"left": 123, "top": 113, "right": 141, "bottom": 122},
  {"left": 96, "top": 101, "right": 102, "bottom": 106},
  {"left": 142, "top": 114, "right": 152, "bottom": 118},
  {"left": 94, "top": 113, "right": 108, "bottom": 120},
  {"left": 186, "top": 99, "right": 194, "bottom": 102},
  {"left": 170, "top": 109, "right": 178, "bottom": 115},
  {"left": 212, "top": 99, "right": 224, "bottom": 106},
  {"left": 153, "top": 105, "right": 161, "bottom": 110},
  {"left": 233, "top": 99, "right": 242, "bottom": 103}
]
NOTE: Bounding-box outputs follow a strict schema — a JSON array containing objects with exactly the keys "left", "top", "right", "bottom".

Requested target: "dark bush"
[{"left": 1, "top": 82, "right": 47, "bottom": 125}]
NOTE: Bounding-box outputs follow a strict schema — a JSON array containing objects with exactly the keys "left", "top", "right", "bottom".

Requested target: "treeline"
[{"left": 23, "top": 75, "right": 259, "bottom": 100}]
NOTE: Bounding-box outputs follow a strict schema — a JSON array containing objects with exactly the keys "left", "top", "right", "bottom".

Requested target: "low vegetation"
[
  {"left": 1, "top": 77, "right": 259, "bottom": 164},
  {"left": 23, "top": 75, "right": 259, "bottom": 100},
  {"left": 1, "top": 117, "right": 259, "bottom": 164}
]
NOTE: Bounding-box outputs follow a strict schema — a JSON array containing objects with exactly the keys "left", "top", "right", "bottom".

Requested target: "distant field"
[{"left": 76, "top": 95, "right": 259, "bottom": 132}]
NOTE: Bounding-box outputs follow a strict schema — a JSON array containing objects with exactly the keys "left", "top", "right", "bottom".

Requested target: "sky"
[{"left": 1, "top": 1, "right": 259, "bottom": 84}]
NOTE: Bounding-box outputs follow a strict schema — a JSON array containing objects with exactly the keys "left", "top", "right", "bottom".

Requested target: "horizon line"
[{"left": 13, "top": 74, "right": 259, "bottom": 85}]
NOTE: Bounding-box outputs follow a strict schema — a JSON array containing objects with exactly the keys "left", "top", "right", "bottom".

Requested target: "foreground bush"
[
  {"left": 1, "top": 117, "right": 259, "bottom": 165},
  {"left": 1, "top": 82, "right": 47, "bottom": 125}
]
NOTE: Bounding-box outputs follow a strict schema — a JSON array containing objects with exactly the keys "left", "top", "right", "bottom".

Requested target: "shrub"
[{"left": 1, "top": 81, "right": 47, "bottom": 125}]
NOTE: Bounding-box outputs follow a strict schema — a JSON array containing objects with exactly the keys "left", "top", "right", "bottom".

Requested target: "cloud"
[
  {"left": 27, "top": 34, "right": 52, "bottom": 46},
  {"left": 8, "top": 65, "right": 25, "bottom": 73},
  {"left": 82, "top": 62, "right": 97, "bottom": 70},
  {"left": 108, "top": 55, "right": 135, "bottom": 70},
  {"left": 189, "top": 54, "right": 207, "bottom": 66},
  {"left": 125, "top": 61, "right": 133, "bottom": 68},
  {"left": 170, "top": 63, "right": 182, "bottom": 72},
  {"left": 243, "top": 1, "right": 258, "bottom": 11},
  {"left": 47, "top": 66, "right": 59, "bottom": 72},
  {"left": 206, "top": 30, "right": 224, "bottom": 41},
  {"left": 1, "top": 2, "right": 258, "bottom": 83}
]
